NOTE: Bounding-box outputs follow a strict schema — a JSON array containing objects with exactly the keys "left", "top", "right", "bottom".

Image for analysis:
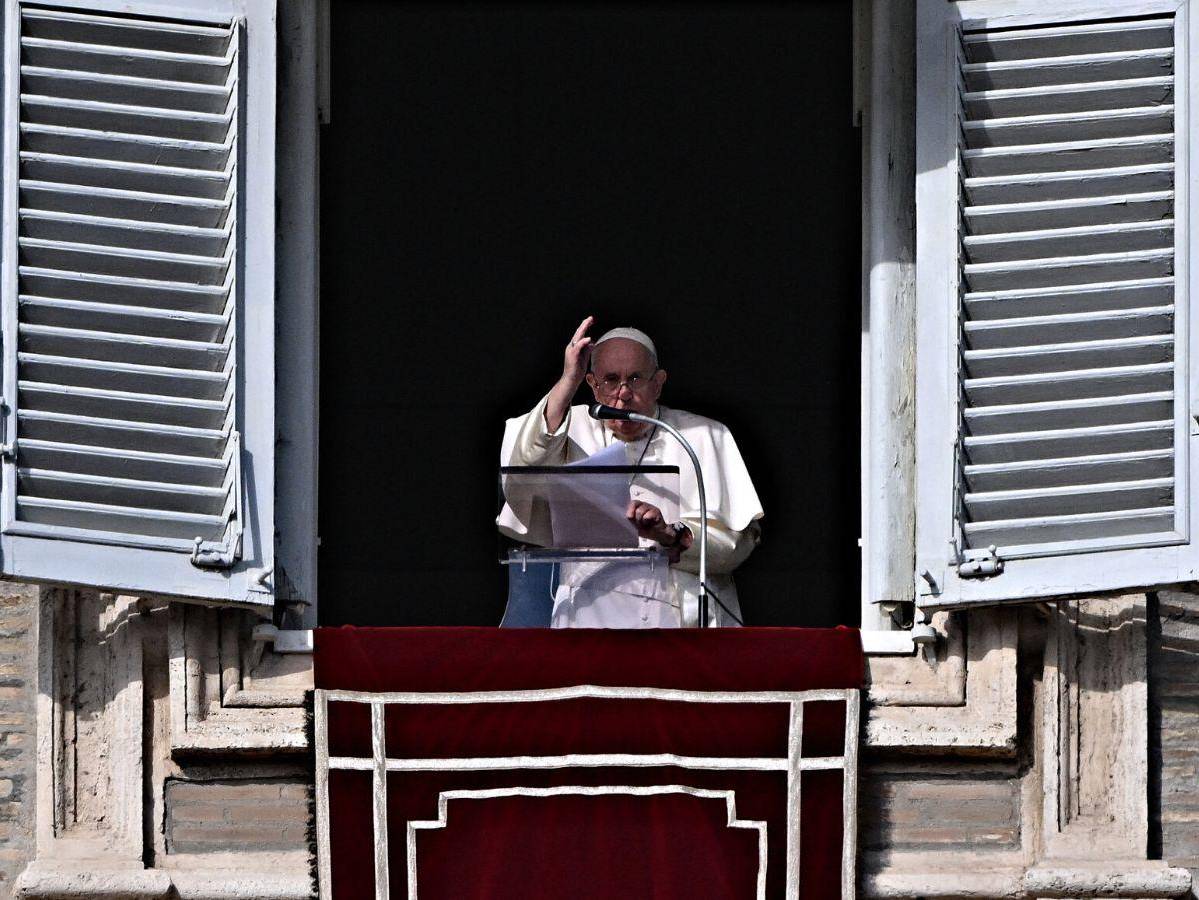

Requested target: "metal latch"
[{"left": 955, "top": 542, "right": 1004, "bottom": 579}]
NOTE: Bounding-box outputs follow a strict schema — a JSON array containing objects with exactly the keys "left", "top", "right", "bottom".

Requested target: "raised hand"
[
  {"left": 561, "top": 315, "right": 595, "bottom": 389},
  {"left": 544, "top": 316, "right": 595, "bottom": 432}
]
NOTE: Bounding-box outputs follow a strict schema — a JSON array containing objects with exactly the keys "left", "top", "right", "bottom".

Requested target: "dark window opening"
[{"left": 319, "top": 2, "right": 861, "bottom": 627}]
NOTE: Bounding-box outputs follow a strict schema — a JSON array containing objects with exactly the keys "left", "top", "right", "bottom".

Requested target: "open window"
[
  {"left": 0, "top": 0, "right": 289, "bottom": 607},
  {"left": 915, "top": 0, "right": 1199, "bottom": 608}
]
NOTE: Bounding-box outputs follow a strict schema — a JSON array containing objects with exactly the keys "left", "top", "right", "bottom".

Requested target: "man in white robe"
[{"left": 497, "top": 317, "right": 763, "bottom": 628}]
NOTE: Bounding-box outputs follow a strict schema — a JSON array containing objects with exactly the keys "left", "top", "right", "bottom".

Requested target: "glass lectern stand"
[{"left": 499, "top": 464, "right": 681, "bottom": 573}]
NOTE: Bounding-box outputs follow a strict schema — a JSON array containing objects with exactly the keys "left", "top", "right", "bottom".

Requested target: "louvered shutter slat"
[
  {"left": 18, "top": 411, "right": 226, "bottom": 458},
  {"left": 20, "top": 67, "right": 232, "bottom": 113},
  {"left": 9, "top": 5, "right": 241, "bottom": 551},
  {"left": 20, "top": 38, "right": 234, "bottom": 84},
  {"left": 963, "top": 335, "right": 1173, "bottom": 378},
  {"left": 20, "top": 125, "right": 233, "bottom": 169},
  {"left": 966, "top": 77, "right": 1174, "bottom": 119},
  {"left": 962, "top": 420, "right": 1174, "bottom": 465},
  {"left": 17, "top": 354, "right": 226, "bottom": 398},
  {"left": 20, "top": 211, "right": 230, "bottom": 256},
  {"left": 965, "top": 134, "right": 1175, "bottom": 177},
  {"left": 965, "top": 307, "right": 1174, "bottom": 346},
  {"left": 17, "top": 496, "right": 227, "bottom": 538},
  {"left": 20, "top": 297, "right": 228, "bottom": 341},
  {"left": 963, "top": 18, "right": 1173, "bottom": 59},
  {"left": 964, "top": 361, "right": 1173, "bottom": 405},
  {"left": 964, "top": 277, "right": 1173, "bottom": 319},
  {"left": 20, "top": 154, "right": 233, "bottom": 198},
  {"left": 964, "top": 448, "right": 1175, "bottom": 491},
  {"left": 965, "top": 192, "right": 1174, "bottom": 233},
  {"left": 20, "top": 268, "right": 228, "bottom": 309},
  {"left": 18, "top": 439, "right": 223, "bottom": 485},
  {"left": 953, "top": 9, "right": 1184, "bottom": 562},
  {"left": 962, "top": 507, "right": 1175, "bottom": 549},
  {"left": 966, "top": 221, "right": 1174, "bottom": 262}
]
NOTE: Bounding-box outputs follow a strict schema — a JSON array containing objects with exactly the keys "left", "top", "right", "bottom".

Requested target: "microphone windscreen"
[{"left": 589, "top": 403, "right": 631, "bottom": 420}]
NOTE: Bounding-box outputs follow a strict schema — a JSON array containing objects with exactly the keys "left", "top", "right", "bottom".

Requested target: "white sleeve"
[
  {"left": 673, "top": 519, "right": 761, "bottom": 576},
  {"left": 506, "top": 392, "right": 572, "bottom": 466}
]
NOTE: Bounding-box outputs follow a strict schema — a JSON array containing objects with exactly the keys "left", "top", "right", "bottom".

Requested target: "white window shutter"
[
  {"left": 915, "top": 0, "right": 1199, "bottom": 608},
  {"left": 0, "top": 0, "right": 277, "bottom": 605}
]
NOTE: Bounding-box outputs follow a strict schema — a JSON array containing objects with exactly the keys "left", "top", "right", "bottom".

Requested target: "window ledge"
[
  {"left": 861, "top": 629, "right": 916, "bottom": 655},
  {"left": 864, "top": 607, "right": 1018, "bottom": 751}
]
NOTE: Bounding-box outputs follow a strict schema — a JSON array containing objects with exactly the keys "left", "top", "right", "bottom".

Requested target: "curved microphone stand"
[{"left": 588, "top": 404, "right": 709, "bottom": 627}]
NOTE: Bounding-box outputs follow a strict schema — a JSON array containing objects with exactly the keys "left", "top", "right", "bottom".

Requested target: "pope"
[{"left": 498, "top": 316, "right": 764, "bottom": 628}]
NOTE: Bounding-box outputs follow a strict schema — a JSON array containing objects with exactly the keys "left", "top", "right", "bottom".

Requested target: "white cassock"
[{"left": 497, "top": 393, "right": 764, "bottom": 628}]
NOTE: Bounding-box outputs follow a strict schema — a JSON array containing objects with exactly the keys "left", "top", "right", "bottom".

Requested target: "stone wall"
[
  {"left": 0, "top": 585, "right": 36, "bottom": 900},
  {"left": 1154, "top": 590, "right": 1199, "bottom": 893}
]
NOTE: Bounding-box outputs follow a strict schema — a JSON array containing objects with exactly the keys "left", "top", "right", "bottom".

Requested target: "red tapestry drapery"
[{"left": 315, "top": 627, "right": 863, "bottom": 899}]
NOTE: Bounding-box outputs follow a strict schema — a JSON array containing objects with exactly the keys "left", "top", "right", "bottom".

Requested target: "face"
[{"left": 586, "top": 338, "right": 667, "bottom": 441}]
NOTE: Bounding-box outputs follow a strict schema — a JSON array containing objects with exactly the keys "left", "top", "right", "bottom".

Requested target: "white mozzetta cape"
[{"left": 498, "top": 394, "right": 764, "bottom": 627}]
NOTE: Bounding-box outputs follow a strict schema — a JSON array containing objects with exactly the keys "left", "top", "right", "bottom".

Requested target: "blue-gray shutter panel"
[
  {"left": 915, "top": 0, "right": 1199, "bottom": 608},
  {"left": 955, "top": 17, "right": 1180, "bottom": 558},
  {"left": 0, "top": 1, "right": 276, "bottom": 605}
]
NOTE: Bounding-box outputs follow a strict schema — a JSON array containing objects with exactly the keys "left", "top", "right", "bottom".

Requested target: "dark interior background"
[{"left": 318, "top": 2, "right": 861, "bottom": 627}]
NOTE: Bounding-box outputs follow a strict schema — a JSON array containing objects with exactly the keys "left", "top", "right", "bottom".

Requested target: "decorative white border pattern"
[
  {"left": 405, "top": 785, "right": 768, "bottom": 900},
  {"left": 313, "top": 685, "right": 860, "bottom": 900}
]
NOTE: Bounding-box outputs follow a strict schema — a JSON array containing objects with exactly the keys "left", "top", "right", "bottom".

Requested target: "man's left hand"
[
  {"left": 627, "top": 501, "right": 693, "bottom": 564},
  {"left": 626, "top": 500, "right": 671, "bottom": 542}
]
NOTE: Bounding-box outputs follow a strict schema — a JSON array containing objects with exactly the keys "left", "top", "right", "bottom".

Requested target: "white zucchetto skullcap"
[{"left": 593, "top": 327, "right": 657, "bottom": 363}]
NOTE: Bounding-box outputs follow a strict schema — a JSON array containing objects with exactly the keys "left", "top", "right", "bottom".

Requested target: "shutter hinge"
[
  {"left": 0, "top": 399, "right": 13, "bottom": 459},
  {"left": 190, "top": 534, "right": 241, "bottom": 568},
  {"left": 952, "top": 539, "right": 1004, "bottom": 579},
  {"left": 189, "top": 431, "right": 243, "bottom": 569}
]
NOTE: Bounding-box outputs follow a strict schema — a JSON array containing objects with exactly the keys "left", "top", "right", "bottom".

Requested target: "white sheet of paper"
[
  {"left": 547, "top": 443, "right": 636, "bottom": 547},
  {"left": 568, "top": 442, "right": 626, "bottom": 468}
]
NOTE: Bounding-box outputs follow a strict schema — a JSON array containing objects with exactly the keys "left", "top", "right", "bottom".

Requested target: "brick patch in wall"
[
  {"left": 858, "top": 766, "right": 1022, "bottom": 852},
  {"left": 1153, "top": 591, "right": 1199, "bottom": 883},
  {"left": 0, "top": 586, "right": 39, "bottom": 899},
  {"left": 165, "top": 778, "right": 312, "bottom": 854}
]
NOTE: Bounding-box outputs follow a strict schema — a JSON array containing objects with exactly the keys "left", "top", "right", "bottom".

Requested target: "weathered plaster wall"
[
  {"left": 0, "top": 585, "right": 36, "bottom": 900},
  {"left": 1153, "top": 590, "right": 1199, "bottom": 891}
]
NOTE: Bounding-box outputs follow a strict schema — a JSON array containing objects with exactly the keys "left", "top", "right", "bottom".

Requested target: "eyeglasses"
[{"left": 592, "top": 370, "right": 658, "bottom": 398}]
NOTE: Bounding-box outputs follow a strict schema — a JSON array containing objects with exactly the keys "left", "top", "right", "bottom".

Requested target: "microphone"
[
  {"left": 587, "top": 402, "right": 712, "bottom": 628},
  {"left": 588, "top": 403, "right": 633, "bottom": 421}
]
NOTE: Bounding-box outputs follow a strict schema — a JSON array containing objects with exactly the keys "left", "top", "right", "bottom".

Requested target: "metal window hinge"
[
  {"left": 190, "top": 536, "right": 238, "bottom": 568},
  {"left": 251, "top": 623, "right": 313, "bottom": 654},
  {"left": 952, "top": 540, "right": 1004, "bottom": 579},
  {"left": 189, "top": 431, "right": 243, "bottom": 569}
]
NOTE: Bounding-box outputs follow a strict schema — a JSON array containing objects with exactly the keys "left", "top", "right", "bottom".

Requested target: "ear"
[
  {"left": 585, "top": 372, "right": 599, "bottom": 393},
  {"left": 650, "top": 368, "right": 667, "bottom": 397}
]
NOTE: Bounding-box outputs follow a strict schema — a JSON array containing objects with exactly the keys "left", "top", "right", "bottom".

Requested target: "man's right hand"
[
  {"left": 544, "top": 316, "right": 594, "bottom": 432},
  {"left": 561, "top": 315, "right": 595, "bottom": 388}
]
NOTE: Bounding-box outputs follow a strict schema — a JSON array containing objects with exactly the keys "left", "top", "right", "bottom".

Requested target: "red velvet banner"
[{"left": 316, "top": 627, "right": 863, "bottom": 899}]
